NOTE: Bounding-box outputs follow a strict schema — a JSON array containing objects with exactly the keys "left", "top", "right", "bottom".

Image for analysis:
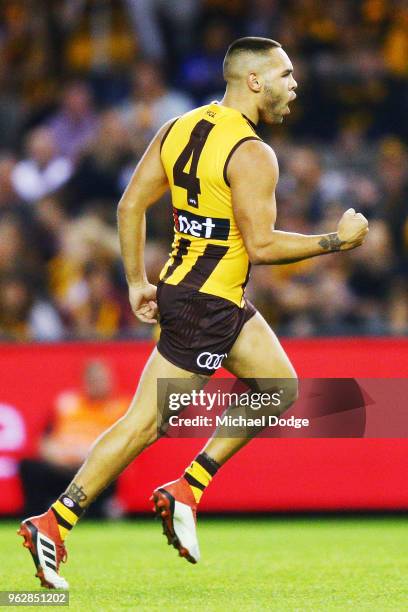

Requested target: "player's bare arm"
[
  {"left": 117, "top": 120, "right": 173, "bottom": 323},
  {"left": 229, "top": 139, "right": 369, "bottom": 265}
]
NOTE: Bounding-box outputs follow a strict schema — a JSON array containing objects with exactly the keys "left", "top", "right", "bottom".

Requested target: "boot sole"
[{"left": 150, "top": 490, "right": 197, "bottom": 564}]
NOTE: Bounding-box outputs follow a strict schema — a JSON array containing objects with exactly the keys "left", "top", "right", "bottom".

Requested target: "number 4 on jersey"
[{"left": 173, "top": 119, "right": 214, "bottom": 208}]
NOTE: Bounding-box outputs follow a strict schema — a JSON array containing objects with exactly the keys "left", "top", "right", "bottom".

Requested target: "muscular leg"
[
  {"left": 18, "top": 348, "right": 209, "bottom": 586},
  {"left": 65, "top": 348, "right": 208, "bottom": 507},
  {"left": 202, "top": 312, "right": 298, "bottom": 465}
]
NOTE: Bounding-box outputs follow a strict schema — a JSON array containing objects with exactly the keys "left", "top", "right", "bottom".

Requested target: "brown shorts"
[{"left": 156, "top": 281, "right": 256, "bottom": 376}]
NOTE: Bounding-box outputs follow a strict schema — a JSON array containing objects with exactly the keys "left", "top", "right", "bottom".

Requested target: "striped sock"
[
  {"left": 51, "top": 495, "right": 85, "bottom": 541},
  {"left": 183, "top": 452, "right": 220, "bottom": 503}
]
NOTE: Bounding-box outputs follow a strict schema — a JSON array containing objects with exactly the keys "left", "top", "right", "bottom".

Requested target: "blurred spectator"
[
  {"left": 64, "top": 0, "right": 137, "bottom": 80},
  {"left": 378, "top": 137, "right": 408, "bottom": 272},
  {"left": 46, "top": 81, "right": 99, "bottom": 162},
  {"left": 0, "top": 215, "right": 42, "bottom": 281},
  {"left": 245, "top": 0, "right": 281, "bottom": 38},
  {"left": 280, "top": 147, "right": 329, "bottom": 224},
  {"left": 178, "top": 19, "right": 231, "bottom": 101},
  {"left": 120, "top": 60, "right": 194, "bottom": 138},
  {"left": 389, "top": 279, "right": 408, "bottom": 335},
  {"left": 65, "top": 109, "right": 132, "bottom": 213},
  {"left": 0, "top": 273, "right": 63, "bottom": 341},
  {"left": 44, "top": 208, "right": 130, "bottom": 339},
  {"left": 19, "top": 359, "right": 129, "bottom": 517},
  {"left": 0, "top": 155, "right": 23, "bottom": 214},
  {"left": 383, "top": 2, "right": 408, "bottom": 78},
  {"left": 347, "top": 219, "right": 395, "bottom": 333},
  {"left": 125, "top": 0, "right": 201, "bottom": 63},
  {"left": 11, "top": 127, "right": 73, "bottom": 204},
  {"left": 68, "top": 262, "right": 124, "bottom": 339},
  {"left": 34, "top": 196, "right": 69, "bottom": 262},
  {"left": 0, "top": 55, "right": 24, "bottom": 150}
]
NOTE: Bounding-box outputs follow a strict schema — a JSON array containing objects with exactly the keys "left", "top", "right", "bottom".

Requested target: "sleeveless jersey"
[{"left": 159, "top": 102, "right": 261, "bottom": 307}]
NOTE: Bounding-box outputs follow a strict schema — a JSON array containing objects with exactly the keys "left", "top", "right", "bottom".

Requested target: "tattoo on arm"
[
  {"left": 318, "top": 233, "right": 345, "bottom": 252},
  {"left": 66, "top": 482, "right": 88, "bottom": 504}
]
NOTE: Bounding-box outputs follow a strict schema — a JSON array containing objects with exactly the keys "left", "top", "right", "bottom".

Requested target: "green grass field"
[{"left": 2, "top": 516, "right": 408, "bottom": 611}]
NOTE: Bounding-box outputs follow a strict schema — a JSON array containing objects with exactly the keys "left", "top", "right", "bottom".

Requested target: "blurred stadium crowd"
[{"left": 0, "top": 0, "right": 407, "bottom": 341}]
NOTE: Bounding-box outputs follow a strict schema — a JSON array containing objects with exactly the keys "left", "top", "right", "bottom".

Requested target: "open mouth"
[{"left": 284, "top": 94, "right": 296, "bottom": 114}]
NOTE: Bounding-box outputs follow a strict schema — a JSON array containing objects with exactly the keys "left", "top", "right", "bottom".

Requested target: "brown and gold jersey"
[{"left": 159, "top": 102, "right": 261, "bottom": 307}]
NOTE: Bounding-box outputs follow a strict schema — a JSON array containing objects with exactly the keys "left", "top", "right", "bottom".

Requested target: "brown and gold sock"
[
  {"left": 51, "top": 494, "right": 85, "bottom": 541},
  {"left": 183, "top": 452, "right": 220, "bottom": 503}
]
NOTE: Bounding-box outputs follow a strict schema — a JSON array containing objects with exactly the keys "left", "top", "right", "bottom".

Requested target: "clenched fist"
[
  {"left": 128, "top": 282, "right": 158, "bottom": 324},
  {"left": 337, "top": 208, "right": 369, "bottom": 250}
]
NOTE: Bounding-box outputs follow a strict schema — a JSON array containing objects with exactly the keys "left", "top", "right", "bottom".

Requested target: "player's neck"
[{"left": 219, "top": 90, "right": 259, "bottom": 126}]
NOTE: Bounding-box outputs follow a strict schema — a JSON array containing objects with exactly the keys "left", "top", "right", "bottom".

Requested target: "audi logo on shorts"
[{"left": 196, "top": 352, "right": 227, "bottom": 370}]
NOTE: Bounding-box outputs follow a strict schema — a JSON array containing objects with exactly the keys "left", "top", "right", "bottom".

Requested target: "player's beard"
[{"left": 261, "top": 84, "right": 285, "bottom": 124}]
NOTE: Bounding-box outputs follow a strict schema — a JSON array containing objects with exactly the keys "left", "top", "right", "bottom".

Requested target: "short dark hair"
[{"left": 223, "top": 37, "right": 282, "bottom": 79}]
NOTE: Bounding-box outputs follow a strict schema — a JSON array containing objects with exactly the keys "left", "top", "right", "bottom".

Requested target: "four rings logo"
[
  {"left": 197, "top": 352, "right": 227, "bottom": 370},
  {"left": 173, "top": 207, "right": 230, "bottom": 241}
]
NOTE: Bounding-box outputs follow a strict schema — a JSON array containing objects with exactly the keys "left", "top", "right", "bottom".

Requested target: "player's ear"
[{"left": 247, "top": 72, "right": 261, "bottom": 93}]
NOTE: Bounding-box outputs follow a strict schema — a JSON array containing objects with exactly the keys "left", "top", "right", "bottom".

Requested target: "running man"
[{"left": 18, "top": 37, "right": 368, "bottom": 588}]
